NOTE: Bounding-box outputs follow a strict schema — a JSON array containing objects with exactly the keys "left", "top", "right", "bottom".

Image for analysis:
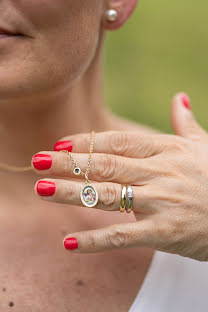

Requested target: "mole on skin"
[{"left": 76, "top": 280, "right": 85, "bottom": 286}]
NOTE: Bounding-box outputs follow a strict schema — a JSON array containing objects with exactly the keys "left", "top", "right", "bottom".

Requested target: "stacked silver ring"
[{"left": 120, "top": 184, "right": 133, "bottom": 213}]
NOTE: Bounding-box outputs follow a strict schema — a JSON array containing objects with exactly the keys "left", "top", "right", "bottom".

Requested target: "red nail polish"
[
  {"left": 181, "top": 94, "right": 191, "bottom": 110},
  {"left": 33, "top": 154, "right": 52, "bottom": 170},
  {"left": 54, "top": 141, "right": 73, "bottom": 152},
  {"left": 37, "top": 181, "right": 56, "bottom": 196},
  {"left": 64, "top": 237, "right": 78, "bottom": 250}
]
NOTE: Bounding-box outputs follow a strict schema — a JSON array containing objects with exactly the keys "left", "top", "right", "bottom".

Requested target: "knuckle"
[
  {"left": 153, "top": 217, "right": 186, "bottom": 250},
  {"left": 93, "top": 154, "right": 117, "bottom": 181},
  {"left": 109, "top": 132, "right": 129, "bottom": 155},
  {"left": 151, "top": 218, "right": 173, "bottom": 247},
  {"left": 135, "top": 135, "right": 154, "bottom": 157},
  {"left": 165, "top": 219, "right": 183, "bottom": 237},
  {"left": 55, "top": 151, "right": 70, "bottom": 174},
  {"left": 88, "top": 232, "right": 97, "bottom": 250},
  {"left": 154, "top": 222, "right": 168, "bottom": 242},
  {"left": 170, "top": 142, "right": 183, "bottom": 153},
  {"left": 153, "top": 190, "right": 184, "bottom": 206},
  {"left": 168, "top": 137, "right": 189, "bottom": 154},
  {"left": 99, "top": 184, "right": 118, "bottom": 208},
  {"left": 108, "top": 226, "right": 127, "bottom": 248},
  {"left": 62, "top": 154, "right": 71, "bottom": 172},
  {"left": 64, "top": 183, "right": 76, "bottom": 201}
]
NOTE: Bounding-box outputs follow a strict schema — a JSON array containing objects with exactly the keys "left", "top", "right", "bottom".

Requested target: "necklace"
[
  {"left": 60, "top": 130, "right": 98, "bottom": 208},
  {"left": 0, "top": 130, "right": 98, "bottom": 207},
  {"left": 0, "top": 163, "right": 33, "bottom": 172}
]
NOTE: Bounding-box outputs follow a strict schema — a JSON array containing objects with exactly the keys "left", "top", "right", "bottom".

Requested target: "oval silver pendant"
[{"left": 80, "top": 185, "right": 98, "bottom": 208}]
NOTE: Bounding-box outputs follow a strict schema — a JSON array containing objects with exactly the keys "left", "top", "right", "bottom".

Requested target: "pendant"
[
  {"left": 73, "top": 167, "right": 81, "bottom": 175},
  {"left": 80, "top": 184, "right": 98, "bottom": 208}
]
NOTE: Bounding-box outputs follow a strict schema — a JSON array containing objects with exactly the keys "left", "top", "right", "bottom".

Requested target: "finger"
[
  {"left": 62, "top": 220, "right": 156, "bottom": 253},
  {"left": 32, "top": 151, "right": 160, "bottom": 183},
  {"left": 171, "top": 92, "right": 208, "bottom": 144},
  {"left": 34, "top": 178, "right": 156, "bottom": 215},
  {"left": 54, "top": 130, "right": 177, "bottom": 158}
]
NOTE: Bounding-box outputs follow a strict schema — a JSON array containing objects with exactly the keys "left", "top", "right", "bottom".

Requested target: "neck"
[{"left": 0, "top": 55, "right": 112, "bottom": 172}]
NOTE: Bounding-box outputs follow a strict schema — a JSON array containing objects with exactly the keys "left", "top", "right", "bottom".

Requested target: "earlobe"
[{"left": 101, "top": 0, "right": 138, "bottom": 31}]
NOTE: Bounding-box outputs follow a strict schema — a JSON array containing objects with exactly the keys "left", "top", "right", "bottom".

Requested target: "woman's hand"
[
  {"left": 32, "top": 93, "right": 208, "bottom": 261},
  {"left": 31, "top": 99, "right": 208, "bottom": 261}
]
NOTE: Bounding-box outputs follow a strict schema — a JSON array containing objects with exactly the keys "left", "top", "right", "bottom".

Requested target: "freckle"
[
  {"left": 2, "top": 287, "right": 6, "bottom": 292},
  {"left": 9, "top": 301, "right": 14, "bottom": 307},
  {"left": 61, "top": 229, "right": 67, "bottom": 236},
  {"left": 76, "top": 280, "right": 84, "bottom": 286}
]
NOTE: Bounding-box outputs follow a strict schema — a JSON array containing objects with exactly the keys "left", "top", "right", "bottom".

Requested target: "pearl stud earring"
[{"left": 105, "top": 9, "right": 118, "bottom": 22}]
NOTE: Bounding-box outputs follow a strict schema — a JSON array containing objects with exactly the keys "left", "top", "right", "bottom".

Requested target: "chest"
[
  {"left": 0, "top": 202, "right": 153, "bottom": 312},
  {"left": 0, "top": 246, "right": 152, "bottom": 312}
]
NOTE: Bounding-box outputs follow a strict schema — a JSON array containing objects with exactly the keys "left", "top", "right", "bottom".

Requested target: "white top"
[{"left": 129, "top": 250, "right": 208, "bottom": 312}]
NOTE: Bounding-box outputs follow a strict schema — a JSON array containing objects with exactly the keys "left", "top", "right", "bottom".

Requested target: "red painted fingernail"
[
  {"left": 64, "top": 237, "right": 78, "bottom": 250},
  {"left": 33, "top": 154, "right": 52, "bottom": 170},
  {"left": 37, "top": 181, "right": 56, "bottom": 196},
  {"left": 181, "top": 94, "right": 191, "bottom": 110},
  {"left": 54, "top": 141, "right": 73, "bottom": 152}
]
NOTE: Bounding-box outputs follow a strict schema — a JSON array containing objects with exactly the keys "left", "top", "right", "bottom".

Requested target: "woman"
[{"left": 1, "top": 0, "right": 208, "bottom": 311}]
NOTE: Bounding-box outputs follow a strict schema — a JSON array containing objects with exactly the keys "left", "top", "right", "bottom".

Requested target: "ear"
[{"left": 102, "top": 0, "right": 138, "bottom": 31}]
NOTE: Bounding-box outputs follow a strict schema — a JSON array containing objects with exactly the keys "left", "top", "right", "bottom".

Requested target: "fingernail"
[
  {"left": 32, "top": 153, "right": 52, "bottom": 170},
  {"left": 54, "top": 140, "right": 73, "bottom": 152},
  {"left": 64, "top": 237, "right": 78, "bottom": 250},
  {"left": 181, "top": 94, "right": 191, "bottom": 110},
  {"left": 36, "top": 181, "right": 56, "bottom": 196}
]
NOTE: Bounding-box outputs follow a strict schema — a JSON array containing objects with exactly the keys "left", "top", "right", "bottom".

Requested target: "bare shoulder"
[{"left": 108, "top": 112, "right": 162, "bottom": 135}]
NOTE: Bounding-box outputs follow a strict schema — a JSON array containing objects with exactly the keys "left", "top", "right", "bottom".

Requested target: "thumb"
[{"left": 171, "top": 92, "right": 208, "bottom": 144}]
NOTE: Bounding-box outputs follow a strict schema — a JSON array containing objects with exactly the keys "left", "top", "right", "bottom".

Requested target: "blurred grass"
[{"left": 104, "top": 0, "right": 208, "bottom": 133}]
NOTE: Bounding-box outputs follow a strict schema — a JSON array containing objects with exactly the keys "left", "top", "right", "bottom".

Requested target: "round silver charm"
[
  {"left": 80, "top": 185, "right": 98, "bottom": 208},
  {"left": 73, "top": 167, "right": 81, "bottom": 175}
]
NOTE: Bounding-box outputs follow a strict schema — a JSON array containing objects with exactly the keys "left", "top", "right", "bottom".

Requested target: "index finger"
[{"left": 54, "top": 130, "right": 180, "bottom": 158}]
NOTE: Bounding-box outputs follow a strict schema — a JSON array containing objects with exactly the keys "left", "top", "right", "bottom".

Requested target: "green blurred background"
[{"left": 104, "top": 0, "right": 208, "bottom": 133}]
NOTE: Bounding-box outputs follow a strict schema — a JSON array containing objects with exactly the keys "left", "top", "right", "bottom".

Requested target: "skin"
[
  {"left": 0, "top": 0, "right": 155, "bottom": 311},
  {"left": 0, "top": 0, "right": 207, "bottom": 310}
]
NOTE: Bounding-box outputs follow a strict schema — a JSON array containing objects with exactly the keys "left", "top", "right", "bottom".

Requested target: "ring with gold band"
[{"left": 126, "top": 185, "right": 133, "bottom": 213}]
